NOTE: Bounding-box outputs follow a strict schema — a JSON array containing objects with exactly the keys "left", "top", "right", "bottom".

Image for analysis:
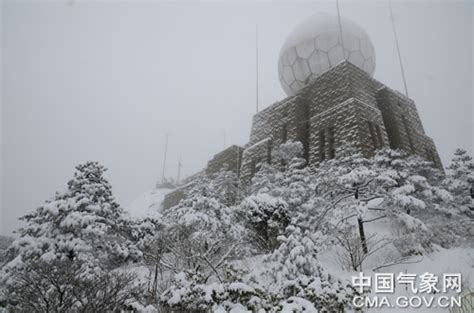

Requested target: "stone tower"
[{"left": 239, "top": 60, "right": 442, "bottom": 182}]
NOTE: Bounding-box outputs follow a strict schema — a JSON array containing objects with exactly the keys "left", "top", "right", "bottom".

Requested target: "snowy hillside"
[
  {"left": 126, "top": 187, "right": 173, "bottom": 218},
  {"left": 2, "top": 145, "right": 473, "bottom": 312}
]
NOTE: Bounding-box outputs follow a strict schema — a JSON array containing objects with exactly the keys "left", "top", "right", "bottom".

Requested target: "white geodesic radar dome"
[{"left": 278, "top": 13, "right": 376, "bottom": 96}]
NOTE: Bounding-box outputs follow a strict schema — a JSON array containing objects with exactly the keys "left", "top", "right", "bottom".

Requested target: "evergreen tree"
[
  {"left": 239, "top": 194, "right": 290, "bottom": 252},
  {"left": 264, "top": 225, "right": 357, "bottom": 312},
  {"left": 251, "top": 141, "right": 316, "bottom": 212},
  {"left": 161, "top": 175, "right": 244, "bottom": 282},
  {"left": 314, "top": 145, "right": 451, "bottom": 257},
  {"left": 210, "top": 165, "right": 243, "bottom": 207},
  {"left": 0, "top": 162, "right": 145, "bottom": 311},
  {"left": 2, "top": 161, "right": 141, "bottom": 276},
  {"left": 444, "top": 148, "right": 474, "bottom": 215},
  {"left": 243, "top": 141, "right": 316, "bottom": 252}
]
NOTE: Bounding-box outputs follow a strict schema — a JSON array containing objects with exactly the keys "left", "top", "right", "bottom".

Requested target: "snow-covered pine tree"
[
  {"left": 210, "top": 165, "right": 244, "bottom": 207},
  {"left": 314, "top": 144, "right": 451, "bottom": 259},
  {"left": 160, "top": 175, "right": 245, "bottom": 282},
  {"left": 444, "top": 148, "right": 474, "bottom": 215},
  {"left": 421, "top": 148, "right": 474, "bottom": 248},
  {"left": 241, "top": 141, "right": 316, "bottom": 252},
  {"left": 251, "top": 141, "right": 315, "bottom": 209},
  {"left": 2, "top": 161, "right": 142, "bottom": 275},
  {"left": 264, "top": 225, "right": 357, "bottom": 312},
  {"left": 0, "top": 161, "right": 146, "bottom": 311},
  {"left": 238, "top": 194, "right": 290, "bottom": 252}
]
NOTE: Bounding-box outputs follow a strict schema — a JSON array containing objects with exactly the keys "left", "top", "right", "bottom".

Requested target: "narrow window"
[
  {"left": 327, "top": 127, "right": 335, "bottom": 159},
  {"left": 425, "top": 148, "right": 433, "bottom": 162},
  {"left": 250, "top": 160, "right": 256, "bottom": 177},
  {"left": 281, "top": 124, "right": 288, "bottom": 143},
  {"left": 401, "top": 116, "right": 415, "bottom": 152},
  {"left": 428, "top": 150, "right": 437, "bottom": 165},
  {"left": 367, "top": 121, "right": 378, "bottom": 150},
  {"left": 319, "top": 130, "right": 326, "bottom": 161},
  {"left": 267, "top": 143, "right": 272, "bottom": 164},
  {"left": 375, "top": 124, "right": 383, "bottom": 148}
]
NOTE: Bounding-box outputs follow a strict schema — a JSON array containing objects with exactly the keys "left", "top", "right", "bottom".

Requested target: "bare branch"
[
  {"left": 372, "top": 256, "right": 424, "bottom": 272},
  {"left": 363, "top": 215, "right": 387, "bottom": 223}
]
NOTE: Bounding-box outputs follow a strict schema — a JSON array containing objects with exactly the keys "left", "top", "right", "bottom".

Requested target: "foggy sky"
[{"left": 1, "top": 1, "right": 473, "bottom": 236}]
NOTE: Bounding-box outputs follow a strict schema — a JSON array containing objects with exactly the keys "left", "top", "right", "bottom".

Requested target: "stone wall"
[
  {"left": 162, "top": 188, "right": 185, "bottom": 210},
  {"left": 309, "top": 98, "right": 389, "bottom": 166},
  {"left": 162, "top": 171, "right": 205, "bottom": 210},
  {"left": 206, "top": 145, "right": 244, "bottom": 177},
  {"left": 240, "top": 138, "right": 272, "bottom": 183},
  {"left": 376, "top": 87, "right": 443, "bottom": 169}
]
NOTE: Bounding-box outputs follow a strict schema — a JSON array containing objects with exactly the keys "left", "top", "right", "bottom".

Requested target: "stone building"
[
  {"left": 163, "top": 61, "right": 442, "bottom": 208},
  {"left": 239, "top": 60, "right": 442, "bottom": 182},
  {"left": 162, "top": 13, "right": 442, "bottom": 209}
]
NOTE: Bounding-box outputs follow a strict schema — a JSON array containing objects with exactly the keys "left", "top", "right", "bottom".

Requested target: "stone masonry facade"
[
  {"left": 162, "top": 61, "right": 442, "bottom": 209},
  {"left": 206, "top": 145, "right": 244, "bottom": 178},
  {"left": 240, "top": 61, "right": 442, "bottom": 182}
]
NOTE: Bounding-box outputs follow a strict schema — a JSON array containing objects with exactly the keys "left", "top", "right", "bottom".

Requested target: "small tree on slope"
[
  {"left": 0, "top": 161, "right": 145, "bottom": 311},
  {"left": 243, "top": 142, "right": 316, "bottom": 252},
  {"left": 264, "top": 225, "right": 358, "bottom": 312},
  {"left": 210, "top": 165, "right": 244, "bottom": 207},
  {"left": 251, "top": 141, "right": 315, "bottom": 211},
  {"left": 443, "top": 148, "right": 474, "bottom": 215},
  {"left": 315, "top": 145, "right": 451, "bottom": 259},
  {"left": 160, "top": 175, "right": 245, "bottom": 283},
  {"left": 2, "top": 161, "right": 142, "bottom": 273}
]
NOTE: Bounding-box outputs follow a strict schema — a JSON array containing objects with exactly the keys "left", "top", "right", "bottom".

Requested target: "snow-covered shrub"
[
  {"left": 2, "top": 161, "right": 143, "bottom": 274},
  {"left": 0, "top": 162, "right": 146, "bottom": 311},
  {"left": 1, "top": 259, "right": 140, "bottom": 312},
  {"left": 314, "top": 146, "right": 454, "bottom": 259},
  {"left": 0, "top": 236, "right": 13, "bottom": 265},
  {"left": 265, "top": 225, "right": 319, "bottom": 284},
  {"left": 427, "top": 219, "right": 474, "bottom": 248},
  {"left": 210, "top": 166, "right": 244, "bottom": 206},
  {"left": 160, "top": 176, "right": 246, "bottom": 283},
  {"left": 264, "top": 225, "right": 358, "bottom": 311},
  {"left": 251, "top": 141, "right": 315, "bottom": 210},
  {"left": 277, "top": 297, "right": 318, "bottom": 313},
  {"left": 443, "top": 148, "right": 474, "bottom": 217},
  {"left": 280, "top": 276, "right": 357, "bottom": 313},
  {"left": 238, "top": 194, "right": 290, "bottom": 252},
  {"left": 160, "top": 270, "right": 272, "bottom": 312},
  {"left": 334, "top": 225, "right": 388, "bottom": 272}
]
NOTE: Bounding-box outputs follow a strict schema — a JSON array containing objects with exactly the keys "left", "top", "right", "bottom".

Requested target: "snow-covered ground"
[
  {"left": 317, "top": 246, "right": 474, "bottom": 313},
  {"left": 364, "top": 247, "right": 473, "bottom": 313},
  {"left": 126, "top": 187, "right": 173, "bottom": 218},
  {"left": 233, "top": 245, "right": 473, "bottom": 312}
]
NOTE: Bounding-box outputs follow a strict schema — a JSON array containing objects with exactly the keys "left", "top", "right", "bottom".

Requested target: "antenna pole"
[
  {"left": 255, "top": 24, "right": 259, "bottom": 113},
  {"left": 161, "top": 133, "right": 169, "bottom": 183},
  {"left": 335, "top": 0, "right": 346, "bottom": 57},
  {"left": 388, "top": 0, "right": 409, "bottom": 97},
  {"left": 176, "top": 156, "right": 182, "bottom": 185}
]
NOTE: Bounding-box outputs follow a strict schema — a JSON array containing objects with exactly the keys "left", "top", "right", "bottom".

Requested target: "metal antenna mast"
[
  {"left": 388, "top": 0, "right": 409, "bottom": 97},
  {"left": 255, "top": 24, "right": 259, "bottom": 113},
  {"left": 176, "top": 156, "right": 182, "bottom": 185},
  {"left": 161, "top": 133, "right": 169, "bottom": 183},
  {"left": 335, "top": 0, "right": 346, "bottom": 58}
]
